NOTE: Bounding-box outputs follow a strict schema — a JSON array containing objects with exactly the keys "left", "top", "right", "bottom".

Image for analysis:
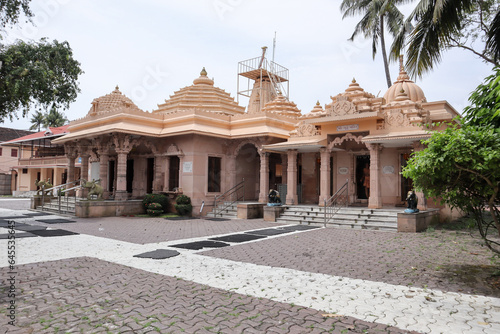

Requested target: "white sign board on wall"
[{"left": 183, "top": 161, "right": 193, "bottom": 173}]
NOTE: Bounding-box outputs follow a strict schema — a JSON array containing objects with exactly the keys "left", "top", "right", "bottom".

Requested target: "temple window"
[
  {"left": 207, "top": 156, "right": 221, "bottom": 193},
  {"left": 169, "top": 156, "right": 180, "bottom": 191}
]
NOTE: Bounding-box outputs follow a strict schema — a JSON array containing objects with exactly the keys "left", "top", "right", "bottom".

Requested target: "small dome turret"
[{"left": 384, "top": 56, "right": 426, "bottom": 104}]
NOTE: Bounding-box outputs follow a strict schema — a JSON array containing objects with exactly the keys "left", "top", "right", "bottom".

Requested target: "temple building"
[{"left": 49, "top": 53, "right": 459, "bottom": 218}]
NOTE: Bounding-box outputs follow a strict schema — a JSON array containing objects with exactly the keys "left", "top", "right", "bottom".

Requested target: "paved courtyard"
[{"left": 0, "top": 198, "right": 499, "bottom": 333}]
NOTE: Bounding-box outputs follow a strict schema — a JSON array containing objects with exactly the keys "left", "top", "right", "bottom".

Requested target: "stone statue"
[
  {"left": 405, "top": 190, "right": 419, "bottom": 213},
  {"left": 81, "top": 179, "right": 104, "bottom": 200},
  {"left": 268, "top": 189, "right": 282, "bottom": 206},
  {"left": 35, "top": 178, "right": 53, "bottom": 196}
]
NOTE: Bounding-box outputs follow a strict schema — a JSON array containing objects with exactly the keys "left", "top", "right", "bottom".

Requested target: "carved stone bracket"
[
  {"left": 165, "top": 143, "right": 184, "bottom": 157},
  {"left": 327, "top": 133, "right": 364, "bottom": 150}
]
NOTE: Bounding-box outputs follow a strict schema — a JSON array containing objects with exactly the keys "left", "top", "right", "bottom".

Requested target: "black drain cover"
[
  {"left": 210, "top": 234, "right": 267, "bottom": 243},
  {"left": 170, "top": 240, "right": 230, "bottom": 250},
  {"left": 280, "top": 225, "right": 321, "bottom": 231},
  {"left": 245, "top": 229, "right": 293, "bottom": 236},
  {"left": 30, "top": 229, "right": 79, "bottom": 237},
  {"left": 35, "top": 219, "right": 76, "bottom": 224},
  {"left": 133, "top": 249, "right": 180, "bottom": 259}
]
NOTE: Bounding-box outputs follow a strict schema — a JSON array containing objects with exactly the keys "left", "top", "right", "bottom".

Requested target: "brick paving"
[
  {"left": 44, "top": 217, "right": 286, "bottom": 244},
  {"left": 0, "top": 257, "right": 415, "bottom": 334},
  {"left": 0, "top": 200, "right": 499, "bottom": 333},
  {"left": 201, "top": 227, "right": 500, "bottom": 298}
]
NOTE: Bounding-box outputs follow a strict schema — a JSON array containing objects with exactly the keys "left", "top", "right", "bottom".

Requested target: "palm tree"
[
  {"left": 392, "top": 0, "right": 499, "bottom": 79},
  {"left": 43, "top": 107, "right": 68, "bottom": 128},
  {"left": 29, "top": 110, "right": 45, "bottom": 131},
  {"left": 341, "top": 0, "right": 406, "bottom": 88}
]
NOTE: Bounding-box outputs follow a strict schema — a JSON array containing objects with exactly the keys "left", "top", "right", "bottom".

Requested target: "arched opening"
[{"left": 236, "top": 143, "right": 259, "bottom": 201}]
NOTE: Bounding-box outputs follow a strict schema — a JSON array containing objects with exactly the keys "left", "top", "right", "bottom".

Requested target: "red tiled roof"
[{"left": 1, "top": 125, "right": 70, "bottom": 144}]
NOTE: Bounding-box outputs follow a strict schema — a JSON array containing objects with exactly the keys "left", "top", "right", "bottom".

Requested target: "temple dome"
[
  {"left": 154, "top": 68, "right": 245, "bottom": 115},
  {"left": 88, "top": 86, "right": 143, "bottom": 116},
  {"left": 384, "top": 62, "right": 426, "bottom": 104},
  {"left": 261, "top": 93, "right": 301, "bottom": 116}
]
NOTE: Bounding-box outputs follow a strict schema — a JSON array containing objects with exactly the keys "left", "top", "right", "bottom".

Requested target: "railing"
[
  {"left": 324, "top": 179, "right": 349, "bottom": 227},
  {"left": 213, "top": 179, "right": 245, "bottom": 218},
  {"left": 41, "top": 179, "right": 83, "bottom": 214}
]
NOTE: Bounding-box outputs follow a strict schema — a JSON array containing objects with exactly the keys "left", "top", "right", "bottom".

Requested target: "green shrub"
[
  {"left": 175, "top": 194, "right": 192, "bottom": 216},
  {"left": 147, "top": 202, "right": 163, "bottom": 216},
  {"left": 142, "top": 194, "right": 169, "bottom": 213}
]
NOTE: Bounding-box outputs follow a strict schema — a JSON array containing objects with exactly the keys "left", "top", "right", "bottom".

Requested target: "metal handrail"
[
  {"left": 41, "top": 179, "right": 83, "bottom": 214},
  {"left": 324, "top": 179, "right": 349, "bottom": 227},
  {"left": 213, "top": 178, "right": 245, "bottom": 218}
]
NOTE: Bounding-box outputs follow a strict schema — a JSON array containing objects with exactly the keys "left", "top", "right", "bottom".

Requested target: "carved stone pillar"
[
  {"left": 412, "top": 141, "right": 427, "bottom": 210},
  {"left": 367, "top": 143, "right": 383, "bottom": 209},
  {"left": 280, "top": 154, "right": 287, "bottom": 185},
  {"left": 319, "top": 148, "right": 331, "bottom": 206},
  {"left": 99, "top": 153, "right": 109, "bottom": 199},
  {"left": 65, "top": 144, "right": 77, "bottom": 196},
  {"left": 113, "top": 134, "right": 135, "bottom": 201},
  {"left": 80, "top": 154, "right": 90, "bottom": 198},
  {"left": 258, "top": 152, "right": 269, "bottom": 203},
  {"left": 227, "top": 154, "right": 236, "bottom": 193},
  {"left": 115, "top": 150, "right": 128, "bottom": 200},
  {"left": 153, "top": 155, "right": 163, "bottom": 192},
  {"left": 286, "top": 150, "right": 298, "bottom": 205}
]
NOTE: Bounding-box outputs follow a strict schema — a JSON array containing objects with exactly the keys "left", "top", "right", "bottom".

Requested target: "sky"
[{"left": 1, "top": 0, "right": 495, "bottom": 131}]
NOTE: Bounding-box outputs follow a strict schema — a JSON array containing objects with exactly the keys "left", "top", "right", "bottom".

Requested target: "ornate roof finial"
[
  {"left": 200, "top": 67, "right": 207, "bottom": 76},
  {"left": 399, "top": 55, "right": 404, "bottom": 73},
  {"left": 352, "top": 78, "right": 356, "bottom": 83},
  {"left": 316, "top": 100, "right": 320, "bottom": 106},
  {"left": 115, "top": 85, "right": 119, "bottom": 91}
]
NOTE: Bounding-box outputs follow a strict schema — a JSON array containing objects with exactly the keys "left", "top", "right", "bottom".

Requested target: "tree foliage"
[
  {"left": 392, "top": 0, "right": 500, "bottom": 79},
  {"left": 463, "top": 66, "right": 500, "bottom": 128},
  {"left": 29, "top": 110, "right": 43, "bottom": 131},
  {"left": 403, "top": 68, "right": 500, "bottom": 254},
  {"left": 0, "top": 38, "right": 83, "bottom": 122},
  {"left": 340, "top": 0, "right": 407, "bottom": 88},
  {"left": 0, "top": 0, "right": 32, "bottom": 30}
]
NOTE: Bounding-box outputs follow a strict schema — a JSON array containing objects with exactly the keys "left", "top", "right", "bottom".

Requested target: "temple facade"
[{"left": 52, "top": 58, "right": 459, "bottom": 217}]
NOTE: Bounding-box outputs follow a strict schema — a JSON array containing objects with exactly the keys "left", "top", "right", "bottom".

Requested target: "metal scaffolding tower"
[{"left": 237, "top": 47, "right": 289, "bottom": 112}]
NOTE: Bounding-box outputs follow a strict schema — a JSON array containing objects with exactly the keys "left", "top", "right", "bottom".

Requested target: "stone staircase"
[
  {"left": 206, "top": 202, "right": 238, "bottom": 219},
  {"left": 276, "top": 206, "right": 399, "bottom": 231},
  {"left": 38, "top": 196, "right": 77, "bottom": 216}
]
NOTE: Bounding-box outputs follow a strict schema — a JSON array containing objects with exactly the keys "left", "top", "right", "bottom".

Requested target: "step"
[{"left": 277, "top": 206, "right": 398, "bottom": 231}]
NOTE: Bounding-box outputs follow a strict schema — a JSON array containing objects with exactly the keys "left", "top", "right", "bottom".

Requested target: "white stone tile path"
[{"left": 1, "top": 229, "right": 499, "bottom": 333}]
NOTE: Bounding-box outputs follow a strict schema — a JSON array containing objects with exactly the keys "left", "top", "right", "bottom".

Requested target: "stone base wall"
[
  {"left": 237, "top": 202, "right": 265, "bottom": 219},
  {"left": 397, "top": 209, "right": 440, "bottom": 233},
  {"left": 263, "top": 206, "right": 285, "bottom": 222},
  {"left": 75, "top": 200, "right": 145, "bottom": 218}
]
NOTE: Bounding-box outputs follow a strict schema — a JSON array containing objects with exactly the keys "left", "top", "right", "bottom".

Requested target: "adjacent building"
[{"left": 1, "top": 126, "right": 77, "bottom": 196}]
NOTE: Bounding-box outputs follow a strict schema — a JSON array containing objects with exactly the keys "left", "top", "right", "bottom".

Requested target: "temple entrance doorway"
[
  {"left": 126, "top": 159, "right": 134, "bottom": 194},
  {"left": 236, "top": 143, "right": 259, "bottom": 201},
  {"left": 401, "top": 153, "right": 413, "bottom": 202},
  {"left": 356, "top": 155, "right": 370, "bottom": 201}
]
